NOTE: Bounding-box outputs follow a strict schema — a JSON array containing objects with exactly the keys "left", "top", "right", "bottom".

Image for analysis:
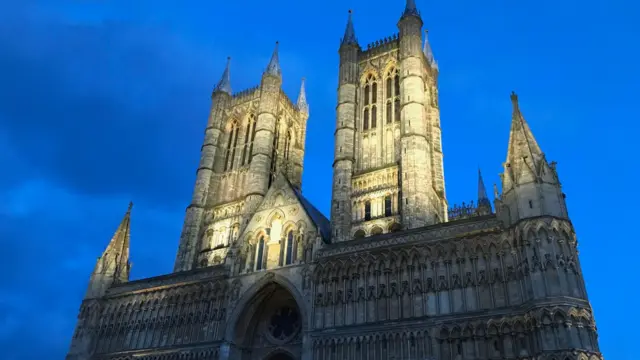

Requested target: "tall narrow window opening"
[
  {"left": 394, "top": 74, "right": 400, "bottom": 96},
  {"left": 363, "top": 108, "right": 369, "bottom": 130},
  {"left": 241, "top": 115, "right": 255, "bottom": 166},
  {"left": 386, "top": 101, "right": 392, "bottom": 124},
  {"left": 371, "top": 106, "right": 377, "bottom": 128},
  {"left": 269, "top": 118, "right": 281, "bottom": 187},
  {"left": 384, "top": 196, "right": 392, "bottom": 217},
  {"left": 364, "top": 84, "right": 370, "bottom": 105},
  {"left": 224, "top": 121, "right": 239, "bottom": 171},
  {"left": 364, "top": 201, "right": 371, "bottom": 221},
  {"left": 372, "top": 82, "right": 377, "bottom": 103},
  {"left": 256, "top": 236, "right": 265, "bottom": 270},
  {"left": 394, "top": 98, "right": 401, "bottom": 122},
  {"left": 285, "top": 230, "right": 294, "bottom": 265},
  {"left": 386, "top": 78, "right": 392, "bottom": 99}
]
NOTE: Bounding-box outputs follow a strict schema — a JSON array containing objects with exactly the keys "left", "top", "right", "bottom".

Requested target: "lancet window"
[
  {"left": 385, "top": 68, "right": 401, "bottom": 123},
  {"left": 285, "top": 230, "right": 295, "bottom": 265},
  {"left": 224, "top": 120, "right": 240, "bottom": 171},
  {"left": 284, "top": 129, "right": 292, "bottom": 161},
  {"left": 362, "top": 74, "right": 378, "bottom": 131},
  {"left": 241, "top": 114, "right": 256, "bottom": 166},
  {"left": 256, "top": 236, "right": 265, "bottom": 271},
  {"left": 269, "top": 118, "right": 281, "bottom": 187}
]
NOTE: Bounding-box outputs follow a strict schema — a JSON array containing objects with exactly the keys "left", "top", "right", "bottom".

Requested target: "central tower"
[{"left": 331, "top": 1, "right": 448, "bottom": 242}]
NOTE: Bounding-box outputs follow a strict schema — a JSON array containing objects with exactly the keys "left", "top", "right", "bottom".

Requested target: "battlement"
[
  {"left": 230, "top": 85, "right": 260, "bottom": 106},
  {"left": 360, "top": 33, "right": 399, "bottom": 59},
  {"left": 448, "top": 200, "right": 489, "bottom": 222},
  {"left": 279, "top": 88, "right": 299, "bottom": 114}
]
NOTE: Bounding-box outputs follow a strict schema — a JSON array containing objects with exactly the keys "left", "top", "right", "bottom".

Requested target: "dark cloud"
[
  {"left": 0, "top": 2, "right": 217, "bottom": 209},
  {"left": 0, "top": 3, "right": 217, "bottom": 359}
]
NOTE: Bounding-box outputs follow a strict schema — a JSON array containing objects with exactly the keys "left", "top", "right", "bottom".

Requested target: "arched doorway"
[{"left": 232, "top": 282, "right": 302, "bottom": 360}]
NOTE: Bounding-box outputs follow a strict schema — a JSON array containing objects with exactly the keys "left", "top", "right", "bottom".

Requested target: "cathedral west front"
[{"left": 66, "top": 1, "right": 603, "bottom": 359}]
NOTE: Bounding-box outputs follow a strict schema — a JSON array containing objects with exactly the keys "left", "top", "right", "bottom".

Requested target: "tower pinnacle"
[
  {"left": 477, "top": 169, "right": 492, "bottom": 214},
  {"left": 506, "top": 91, "right": 543, "bottom": 166},
  {"left": 297, "top": 77, "right": 309, "bottom": 114},
  {"left": 402, "top": 0, "right": 421, "bottom": 19},
  {"left": 85, "top": 202, "right": 133, "bottom": 299},
  {"left": 214, "top": 57, "right": 232, "bottom": 95},
  {"left": 265, "top": 42, "right": 281, "bottom": 77},
  {"left": 341, "top": 10, "right": 358, "bottom": 46},
  {"left": 423, "top": 30, "right": 438, "bottom": 69}
]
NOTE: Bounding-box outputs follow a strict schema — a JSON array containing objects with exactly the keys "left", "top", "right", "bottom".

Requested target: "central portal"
[{"left": 232, "top": 282, "right": 302, "bottom": 360}]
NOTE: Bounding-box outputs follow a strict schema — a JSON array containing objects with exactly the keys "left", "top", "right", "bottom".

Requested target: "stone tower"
[
  {"left": 330, "top": 0, "right": 447, "bottom": 242},
  {"left": 173, "top": 45, "right": 309, "bottom": 272}
]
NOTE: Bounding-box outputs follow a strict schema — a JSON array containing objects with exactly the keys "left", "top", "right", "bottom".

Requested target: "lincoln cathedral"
[{"left": 66, "top": 1, "right": 603, "bottom": 359}]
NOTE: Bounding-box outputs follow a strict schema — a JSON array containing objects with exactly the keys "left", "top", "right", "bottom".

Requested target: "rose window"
[{"left": 268, "top": 306, "right": 300, "bottom": 341}]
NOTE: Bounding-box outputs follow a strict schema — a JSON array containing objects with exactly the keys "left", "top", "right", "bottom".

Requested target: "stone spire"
[
  {"left": 341, "top": 10, "right": 358, "bottom": 46},
  {"left": 402, "top": 0, "right": 421, "bottom": 19},
  {"left": 265, "top": 41, "right": 281, "bottom": 77},
  {"left": 477, "top": 169, "right": 492, "bottom": 214},
  {"left": 423, "top": 30, "right": 438, "bottom": 69},
  {"left": 85, "top": 202, "right": 133, "bottom": 299},
  {"left": 506, "top": 91, "right": 544, "bottom": 171},
  {"left": 297, "top": 77, "right": 309, "bottom": 114},
  {"left": 214, "top": 57, "right": 232, "bottom": 95}
]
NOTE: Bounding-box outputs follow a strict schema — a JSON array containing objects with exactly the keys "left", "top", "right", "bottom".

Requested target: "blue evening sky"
[{"left": 0, "top": 0, "right": 637, "bottom": 359}]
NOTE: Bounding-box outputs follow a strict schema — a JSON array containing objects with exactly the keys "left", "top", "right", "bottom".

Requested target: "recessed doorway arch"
[{"left": 228, "top": 276, "right": 304, "bottom": 360}]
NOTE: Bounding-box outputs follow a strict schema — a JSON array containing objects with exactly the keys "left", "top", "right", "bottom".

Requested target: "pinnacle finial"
[
  {"left": 402, "top": 0, "right": 420, "bottom": 18},
  {"left": 341, "top": 10, "right": 358, "bottom": 46},
  {"left": 265, "top": 41, "right": 281, "bottom": 77},
  {"left": 214, "top": 57, "right": 232, "bottom": 94},
  {"left": 297, "top": 77, "right": 308, "bottom": 114},
  {"left": 423, "top": 30, "right": 438, "bottom": 69},
  {"left": 127, "top": 201, "right": 133, "bottom": 213},
  {"left": 510, "top": 91, "right": 519, "bottom": 111}
]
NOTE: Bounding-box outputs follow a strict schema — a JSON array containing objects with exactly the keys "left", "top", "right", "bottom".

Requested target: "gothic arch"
[{"left": 224, "top": 272, "right": 309, "bottom": 342}]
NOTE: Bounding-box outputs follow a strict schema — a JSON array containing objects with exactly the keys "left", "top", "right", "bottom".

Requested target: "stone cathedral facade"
[{"left": 67, "top": 2, "right": 603, "bottom": 360}]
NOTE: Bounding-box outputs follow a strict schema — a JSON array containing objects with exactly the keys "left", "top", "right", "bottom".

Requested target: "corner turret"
[{"left": 496, "top": 92, "right": 568, "bottom": 224}]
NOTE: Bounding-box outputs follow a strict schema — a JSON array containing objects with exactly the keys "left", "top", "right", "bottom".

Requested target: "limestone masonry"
[{"left": 67, "top": 2, "right": 603, "bottom": 359}]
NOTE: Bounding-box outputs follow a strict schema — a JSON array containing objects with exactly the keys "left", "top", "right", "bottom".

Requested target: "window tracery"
[
  {"left": 241, "top": 114, "right": 256, "bottom": 166},
  {"left": 362, "top": 74, "right": 377, "bottom": 132},
  {"left": 224, "top": 120, "right": 240, "bottom": 171}
]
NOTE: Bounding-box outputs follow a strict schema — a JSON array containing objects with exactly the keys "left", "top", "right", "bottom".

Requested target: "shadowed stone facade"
[{"left": 66, "top": 2, "right": 603, "bottom": 360}]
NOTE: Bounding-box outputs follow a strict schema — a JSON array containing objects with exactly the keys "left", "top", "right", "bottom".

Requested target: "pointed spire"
[
  {"left": 341, "top": 10, "right": 358, "bottom": 46},
  {"left": 101, "top": 202, "right": 133, "bottom": 283},
  {"left": 423, "top": 30, "right": 438, "bottom": 69},
  {"left": 477, "top": 169, "right": 491, "bottom": 207},
  {"left": 402, "top": 0, "right": 421, "bottom": 18},
  {"left": 506, "top": 91, "right": 543, "bottom": 165},
  {"left": 214, "top": 57, "right": 232, "bottom": 95},
  {"left": 265, "top": 41, "right": 281, "bottom": 77},
  {"left": 297, "top": 77, "right": 309, "bottom": 114}
]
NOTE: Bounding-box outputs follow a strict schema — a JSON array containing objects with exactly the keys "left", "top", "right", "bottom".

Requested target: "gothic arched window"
[
  {"left": 384, "top": 196, "right": 392, "bottom": 217},
  {"left": 371, "top": 105, "right": 377, "bottom": 129},
  {"left": 284, "top": 129, "right": 292, "bottom": 161},
  {"left": 285, "top": 230, "right": 294, "bottom": 265},
  {"left": 256, "top": 236, "right": 265, "bottom": 270},
  {"left": 394, "top": 74, "right": 400, "bottom": 96},
  {"left": 241, "top": 114, "right": 256, "bottom": 166},
  {"left": 372, "top": 82, "right": 377, "bottom": 103},
  {"left": 364, "top": 201, "right": 371, "bottom": 221},
  {"left": 386, "top": 101, "right": 392, "bottom": 124},
  {"left": 269, "top": 118, "right": 281, "bottom": 187},
  {"left": 224, "top": 121, "right": 240, "bottom": 171},
  {"left": 364, "top": 84, "right": 370, "bottom": 106},
  {"left": 394, "top": 98, "right": 401, "bottom": 122},
  {"left": 363, "top": 108, "right": 369, "bottom": 131},
  {"left": 386, "top": 78, "right": 392, "bottom": 99}
]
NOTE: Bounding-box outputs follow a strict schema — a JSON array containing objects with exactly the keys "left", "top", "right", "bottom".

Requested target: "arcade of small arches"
[{"left": 310, "top": 308, "right": 601, "bottom": 360}]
